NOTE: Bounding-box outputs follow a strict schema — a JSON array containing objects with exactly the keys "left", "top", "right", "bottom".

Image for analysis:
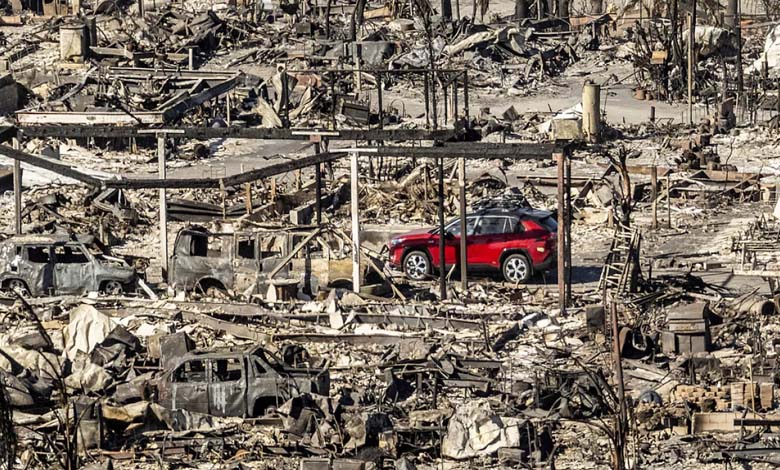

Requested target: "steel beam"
[{"left": 19, "top": 125, "right": 462, "bottom": 142}]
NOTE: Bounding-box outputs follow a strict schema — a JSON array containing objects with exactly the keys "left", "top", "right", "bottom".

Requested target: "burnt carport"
[{"left": 0, "top": 135, "right": 573, "bottom": 311}]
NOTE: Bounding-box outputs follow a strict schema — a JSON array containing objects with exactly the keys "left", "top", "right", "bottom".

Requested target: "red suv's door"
[
  {"left": 429, "top": 217, "right": 477, "bottom": 268},
  {"left": 469, "top": 216, "right": 520, "bottom": 267}
]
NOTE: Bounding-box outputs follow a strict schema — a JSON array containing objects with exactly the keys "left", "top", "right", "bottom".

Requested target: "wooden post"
[
  {"left": 270, "top": 177, "right": 277, "bottom": 203},
  {"left": 158, "top": 133, "right": 168, "bottom": 280},
  {"left": 651, "top": 166, "right": 658, "bottom": 229},
  {"left": 459, "top": 157, "right": 468, "bottom": 291},
  {"left": 350, "top": 152, "right": 361, "bottom": 293},
  {"left": 555, "top": 152, "right": 566, "bottom": 315},
  {"left": 245, "top": 183, "right": 253, "bottom": 215},
  {"left": 12, "top": 136, "right": 21, "bottom": 235}
]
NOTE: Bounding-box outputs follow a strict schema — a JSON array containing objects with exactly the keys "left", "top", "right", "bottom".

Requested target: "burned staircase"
[{"left": 599, "top": 223, "right": 641, "bottom": 298}]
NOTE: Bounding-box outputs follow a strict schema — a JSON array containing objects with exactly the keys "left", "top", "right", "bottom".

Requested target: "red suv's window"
[
  {"left": 447, "top": 217, "right": 478, "bottom": 236},
  {"left": 476, "top": 216, "right": 519, "bottom": 235}
]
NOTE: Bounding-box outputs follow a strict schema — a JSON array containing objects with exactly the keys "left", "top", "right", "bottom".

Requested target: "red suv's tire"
[
  {"left": 502, "top": 254, "right": 531, "bottom": 283},
  {"left": 403, "top": 250, "right": 430, "bottom": 280}
]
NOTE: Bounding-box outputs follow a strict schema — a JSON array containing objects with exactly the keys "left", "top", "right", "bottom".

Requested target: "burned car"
[
  {"left": 152, "top": 345, "right": 330, "bottom": 417},
  {"left": 169, "top": 225, "right": 376, "bottom": 297},
  {"left": 0, "top": 234, "right": 137, "bottom": 296}
]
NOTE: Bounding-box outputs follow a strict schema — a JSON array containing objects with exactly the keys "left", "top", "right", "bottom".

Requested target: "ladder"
[{"left": 599, "top": 223, "right": 641, "bottom": 297}]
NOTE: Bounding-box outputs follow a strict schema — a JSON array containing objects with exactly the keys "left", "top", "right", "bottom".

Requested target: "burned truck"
[
  {"left": 169, "top": 225, "right": 375, "bottom": 297},
  {"left": 0, "top": 233, "right": 137, "bottom": 296},
  {"left": 152, "top": 345, "right": 329, "bottom": 417}
]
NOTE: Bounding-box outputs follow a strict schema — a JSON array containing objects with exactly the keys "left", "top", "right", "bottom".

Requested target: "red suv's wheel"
[
  {"left": 403, "top": 250, "right": 430, "bottom": 280},
  {"left": 502, "top": 254, "right": 531, "bottom": 283}
]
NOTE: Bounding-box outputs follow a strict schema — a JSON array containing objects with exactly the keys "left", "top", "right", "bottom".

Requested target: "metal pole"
[
  {"left": 666, "top": 173, "right": 672, "bottom": 228},
  {"left": 565, "top": 153, "right": 572, "bottom": 307},
  {"left": 555, "top": 152, "right": 566, "bottom": 315},
  {"left": 736, "top": 0, "right": 743, "bottom": 94},
  {"left": 687, "top": 10, "right": 695, "bottom": 125},
  {"left": 458, "top": 157, "right": 468, "bottom": 291},
  {"left": 12, "top": 135, "right": 21, "bottom": 235},
  {"left": 438, "top": 156, "right": 447, "bottom": 300},
  {"left": 315, "top": 141, "right": 322, "bottom": 225},
  {"left": 377, "top": 74, "right": 384, "bottom": 130},
  {"left": 610, "top": 301, "right": 628, "bottom": 470},
  {"left": 350, "top": 152, "right": 361, "bottom": 293},
  {"left": 158, "top": 133, "right": 168, "bottom": 280},
  {"left": 463, "top": 71, "right": 470, "bottom": 128},
  {"left": 651, "top": 166, "right": 658, "bottom": 229}
]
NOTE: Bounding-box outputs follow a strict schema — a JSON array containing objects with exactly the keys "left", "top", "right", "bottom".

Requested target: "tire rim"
[
  {"left": 104, "top": 281, "right": 122, "bottom": 295},
  {"left": 405, "top": 254, "right": 428, "bottom": 280},
  {"left": 8, "top": 280, "right": 26, "bottom": 295},
  {"left": 505, "top": 258, "right": 527, "bottom": 282}
]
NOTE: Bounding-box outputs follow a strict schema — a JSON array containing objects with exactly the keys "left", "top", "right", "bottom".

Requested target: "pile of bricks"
[
  {"left": 673, "top": 385, "right": 730, "bottom": 411},
  {"left": 731, "top": 382, "right": 774, "bottom": 411}
]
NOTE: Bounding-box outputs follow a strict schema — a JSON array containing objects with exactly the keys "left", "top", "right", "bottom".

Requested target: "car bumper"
[{"left": 533, "top": 252, "right": 556, "bottom": 272}]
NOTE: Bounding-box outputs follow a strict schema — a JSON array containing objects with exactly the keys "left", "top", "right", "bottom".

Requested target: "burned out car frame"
[
  {"left": 169, "top": 225, "right": 373, "bottom": 296},
  {"left": 0, "top": 234, "right": 137, "bottom": 296},
  {"left": 152, "top": 345, "right": 330, "bottom": 417}
]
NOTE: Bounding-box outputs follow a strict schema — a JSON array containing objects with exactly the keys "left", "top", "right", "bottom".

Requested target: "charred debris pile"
[{"left": 1, "top": 0, "right": 780, "bottom": 468}]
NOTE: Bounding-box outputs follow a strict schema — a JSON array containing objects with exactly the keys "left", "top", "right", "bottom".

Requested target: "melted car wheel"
[
  {"left": 103, "top": 280, "right": 124, "bottom": 295},
  {"left": 6, "top": 279, "right": 29, "bottom": 297},
  {"left": 403, "top": 250, "right": 430, "bottom": 280},
  {"left": 502, "top": 254, "right": 531, "bottom": 283}
]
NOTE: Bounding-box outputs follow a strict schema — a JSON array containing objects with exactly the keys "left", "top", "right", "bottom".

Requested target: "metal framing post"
[
  {"left": 666, "top": 172, "right": 672, "bottom": 228},
  {"left": 463, "top": 71, "right": 470, "bottom": 128},
  {"left": 651, "top": 166, "right": 658, "bottom": 229},
  {"left": 438, "top": 155, "right": 446, "bottom": 300},
  {"left": 12, "top": 135, "right": 21, "bottom": 235},
  {"left": 687, "top": 10, "right": 695, "bottom": 125},
  {"left": 314, "top": 140, "right": 323, "bottom": 225},
  {"left": 458, "top": 157, "right": 467, "bottom": 291},
  {"left": 555, "top": 152, "right": 566, "bottom": 314},
  {"left": 610, "top": 301, "right": 628, "bottom": 470},
  {"left": 158, "top": 133, "right": 168, "bottom": 280},
  {"left": 350, "top": 152, "right": 361, "bottom": 293},
  {"left": 565, "top": 153, "right": 572, "bottom": 307}
]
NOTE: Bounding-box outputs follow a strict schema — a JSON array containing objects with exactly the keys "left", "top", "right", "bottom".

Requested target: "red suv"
[{"left": 387, "top": 208, "right": 557, "bottom": 283}]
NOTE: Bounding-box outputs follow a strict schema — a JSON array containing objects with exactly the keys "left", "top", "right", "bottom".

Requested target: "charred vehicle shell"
[
  {"left": 0, "top": 234, "right": 137, "bottom": 296},
  {"left": 169, "top": 225, "right": 377, "bottom": 297},
  {"left": 152, "top": 345, "right": 330, "bottom": 417}
]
